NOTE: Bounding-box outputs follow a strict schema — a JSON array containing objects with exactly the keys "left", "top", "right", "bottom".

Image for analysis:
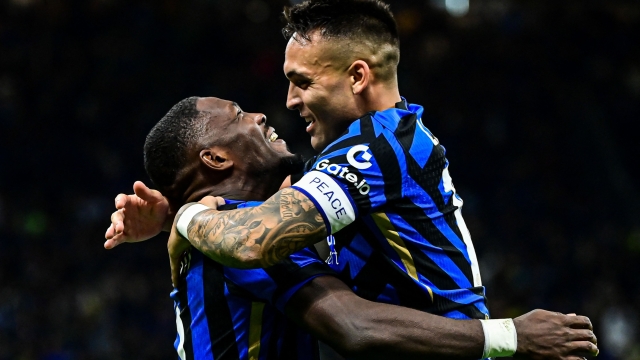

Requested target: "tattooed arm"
[{"left": 177, "top": 187, "right": 328, "bottom": 269}]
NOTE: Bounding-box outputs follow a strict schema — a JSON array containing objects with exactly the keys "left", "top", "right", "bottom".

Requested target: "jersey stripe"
[
  {"left": 371, "top": 132, "right": 466, "bottom": 294},
  {"left": 202, "top": 259, "right": 241, "bottom": 360},
  {"left": 388, "top": 198, "right": 473, "bottom": 283},
  {"left": 247, "top": 302, "right": 264, "bottom": 360},
  {"left": 173, "top": 285, "right": 195, "bottom": 360},
  {"left": 174, "top": 290, "right": 194, "bottom": 360},
  {"left": 371, "top": 213, "right": 418, "bottom": 280},
  {"left": 369, "top": 212, "right": 485, "bottom": 311},
  {"left": 401, "top": 140, "right": 478, "bottom": 286},
  {"left": 442, "top": 166, "right": 482, "bottom": 287},
  {"left": 186, "top": 258, "right": 215, "bottom": 360}
]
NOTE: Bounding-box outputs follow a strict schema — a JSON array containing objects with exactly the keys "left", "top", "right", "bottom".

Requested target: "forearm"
[
  {"left": 286, "top": 276, "right": 484, "bottom": 360},
  {"left": 179, "top": 187, "right": 328, "bottom": 268},
  {"left": 333, "top": 302, "right": 483, "bottom": 359},
  {"left": 345, "top": 304, "right": 483, "bottom": 360}
]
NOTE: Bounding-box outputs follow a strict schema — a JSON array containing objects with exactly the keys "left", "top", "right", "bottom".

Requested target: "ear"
[
  {"left": 200, "top": 147, "right": 233, "bottom": 171},
  {"left": 349, "top": 60, "right": 371, "bottom": 95}
]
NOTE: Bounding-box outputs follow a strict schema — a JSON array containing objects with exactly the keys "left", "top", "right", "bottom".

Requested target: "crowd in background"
[{"left": 0, "top": 0, "right": 638, "bottom": 358}]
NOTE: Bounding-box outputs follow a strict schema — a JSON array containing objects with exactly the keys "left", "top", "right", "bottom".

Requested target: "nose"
[
  {"left": 286, "top": 82, "right": 301, "bottom": 110},
  {"left": 253, "top": 113, "right": 266, "bottom": 125}
]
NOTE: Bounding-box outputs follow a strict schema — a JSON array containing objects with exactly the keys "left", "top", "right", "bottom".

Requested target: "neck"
[
  {"left": 359, "top": 78, "right": 401, "bottom": 113},
  {"left": 184, "top": 172, "right": 284, "bottom": 204}
]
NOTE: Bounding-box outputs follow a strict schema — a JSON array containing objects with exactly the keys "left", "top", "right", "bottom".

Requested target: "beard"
[{"left": 279, "top": 153, "right": 305, "bottom": 176}]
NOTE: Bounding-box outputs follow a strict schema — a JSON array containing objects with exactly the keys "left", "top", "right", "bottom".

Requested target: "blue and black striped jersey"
[
  {"left": 292, "top": 99, "right": 488, "bottom": 320},
  {"left": 172, "top": 200, "right": 334, "bottom": 360}
]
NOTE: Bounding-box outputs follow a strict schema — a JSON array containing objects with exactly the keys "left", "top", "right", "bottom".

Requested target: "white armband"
[
  {"left": 176, "top": 204, "right": 211, "bottom": 240},
  {"left": 479, "top": 319, "right": 517, "bottom": 358},
  {"left": 291, "top": 171, "right": 356, "bottom": 235}
]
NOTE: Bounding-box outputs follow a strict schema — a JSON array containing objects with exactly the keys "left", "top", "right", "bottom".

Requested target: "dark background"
[{"left": 1, "top": 0, "right": 639, "bottom": 358}]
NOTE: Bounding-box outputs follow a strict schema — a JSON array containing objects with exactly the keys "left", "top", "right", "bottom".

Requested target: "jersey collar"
[
  {"left": 318, "top": 97, "right": 419, "bottom": 154},
  {"left": 395, "top": 97, "right": 409, "bottom": 110},
  {"left": 371, "top": 97, "right": 423, "bottom": 132}
]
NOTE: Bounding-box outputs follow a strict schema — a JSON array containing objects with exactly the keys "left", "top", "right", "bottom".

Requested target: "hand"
[
  {"left": 104, "top": 181, "right": 171, "bottom": 249},
  {"left": 513, "top": 309, "right": 598, "bottom": 360},
  {"left": 198, "top": 196, "right": 225, "bottom": 209},
  {"left": 168, "top": 204, "right": 196, "bottom": 287}
]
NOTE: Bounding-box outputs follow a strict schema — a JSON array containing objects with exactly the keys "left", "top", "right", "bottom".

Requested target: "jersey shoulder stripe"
[
  {"left": 183, "top": 254, "right": 216, "bottom": 359},
  {"left": 202, "top": 258, "right": 241, "bottom": 359},
  {"left": 172, "top": 287, "right": 194, "bottom": 360}
]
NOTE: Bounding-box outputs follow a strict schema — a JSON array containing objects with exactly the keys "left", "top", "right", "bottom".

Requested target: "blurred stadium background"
[{"left": 1, "top": 0, "right": 639, "bottom": 358}]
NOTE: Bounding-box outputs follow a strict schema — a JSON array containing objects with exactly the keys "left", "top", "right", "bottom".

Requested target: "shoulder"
[{"left": 319, "top": 103, "right": 435, "bottom": 159}]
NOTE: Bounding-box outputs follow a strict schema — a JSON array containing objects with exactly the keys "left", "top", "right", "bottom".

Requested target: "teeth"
[{"left": 269, "top": 132, "right": 278, "bottom": 142}]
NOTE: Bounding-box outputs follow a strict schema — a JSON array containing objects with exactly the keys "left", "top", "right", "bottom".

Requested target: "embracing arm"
[
  {"left": 285, "top": 276, "right": 483, "bottom": 360},
  {"left": 181, "top": 187, "right": 328, "bottom": 268},
  {"left": 284, "top": 276, "right": 598, "bottom": 360}
]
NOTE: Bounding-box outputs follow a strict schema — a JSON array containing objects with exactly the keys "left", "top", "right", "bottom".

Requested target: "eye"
[{"left": 296, "top": 80, "right": 310, "bottom": 90}]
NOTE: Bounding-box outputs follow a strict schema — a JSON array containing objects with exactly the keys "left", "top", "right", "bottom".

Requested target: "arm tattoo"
[{"left": 186, "top": 188, "right": 327, "bottom": 268}]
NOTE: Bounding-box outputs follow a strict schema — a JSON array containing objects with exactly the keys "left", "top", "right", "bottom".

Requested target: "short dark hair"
[
  {"left": 282, "top": 0, "right": 399, "bottom": 47},
  {"left": 143, "top": 97, "right": 208, "bottom": 191}
]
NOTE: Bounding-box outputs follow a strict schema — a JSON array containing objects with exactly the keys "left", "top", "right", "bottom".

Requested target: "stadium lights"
[
  {"left": 446, "top": 0, "right": 470, "bottom": 16},
  {"left": 430, "top": 0, "right": 470, "bottom": 17}
]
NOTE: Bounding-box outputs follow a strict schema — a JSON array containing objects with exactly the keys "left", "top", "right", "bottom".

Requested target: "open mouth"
[
  {"left": 304, "top": 117, "right": 315, "bottom": 132},
  {"left": 268, "top": 131, "right": 278, "bottom": 142},
  {"left": 267, "top": 127, "right": 281, "bottom": 143}
]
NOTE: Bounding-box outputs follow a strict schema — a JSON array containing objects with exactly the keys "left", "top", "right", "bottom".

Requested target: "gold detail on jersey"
[
  {"left": 371, "top": 212, "right": 434, "bottom": 302},
  {"left": 248, "top": 302, "right": 265, "bottom": 360}
]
